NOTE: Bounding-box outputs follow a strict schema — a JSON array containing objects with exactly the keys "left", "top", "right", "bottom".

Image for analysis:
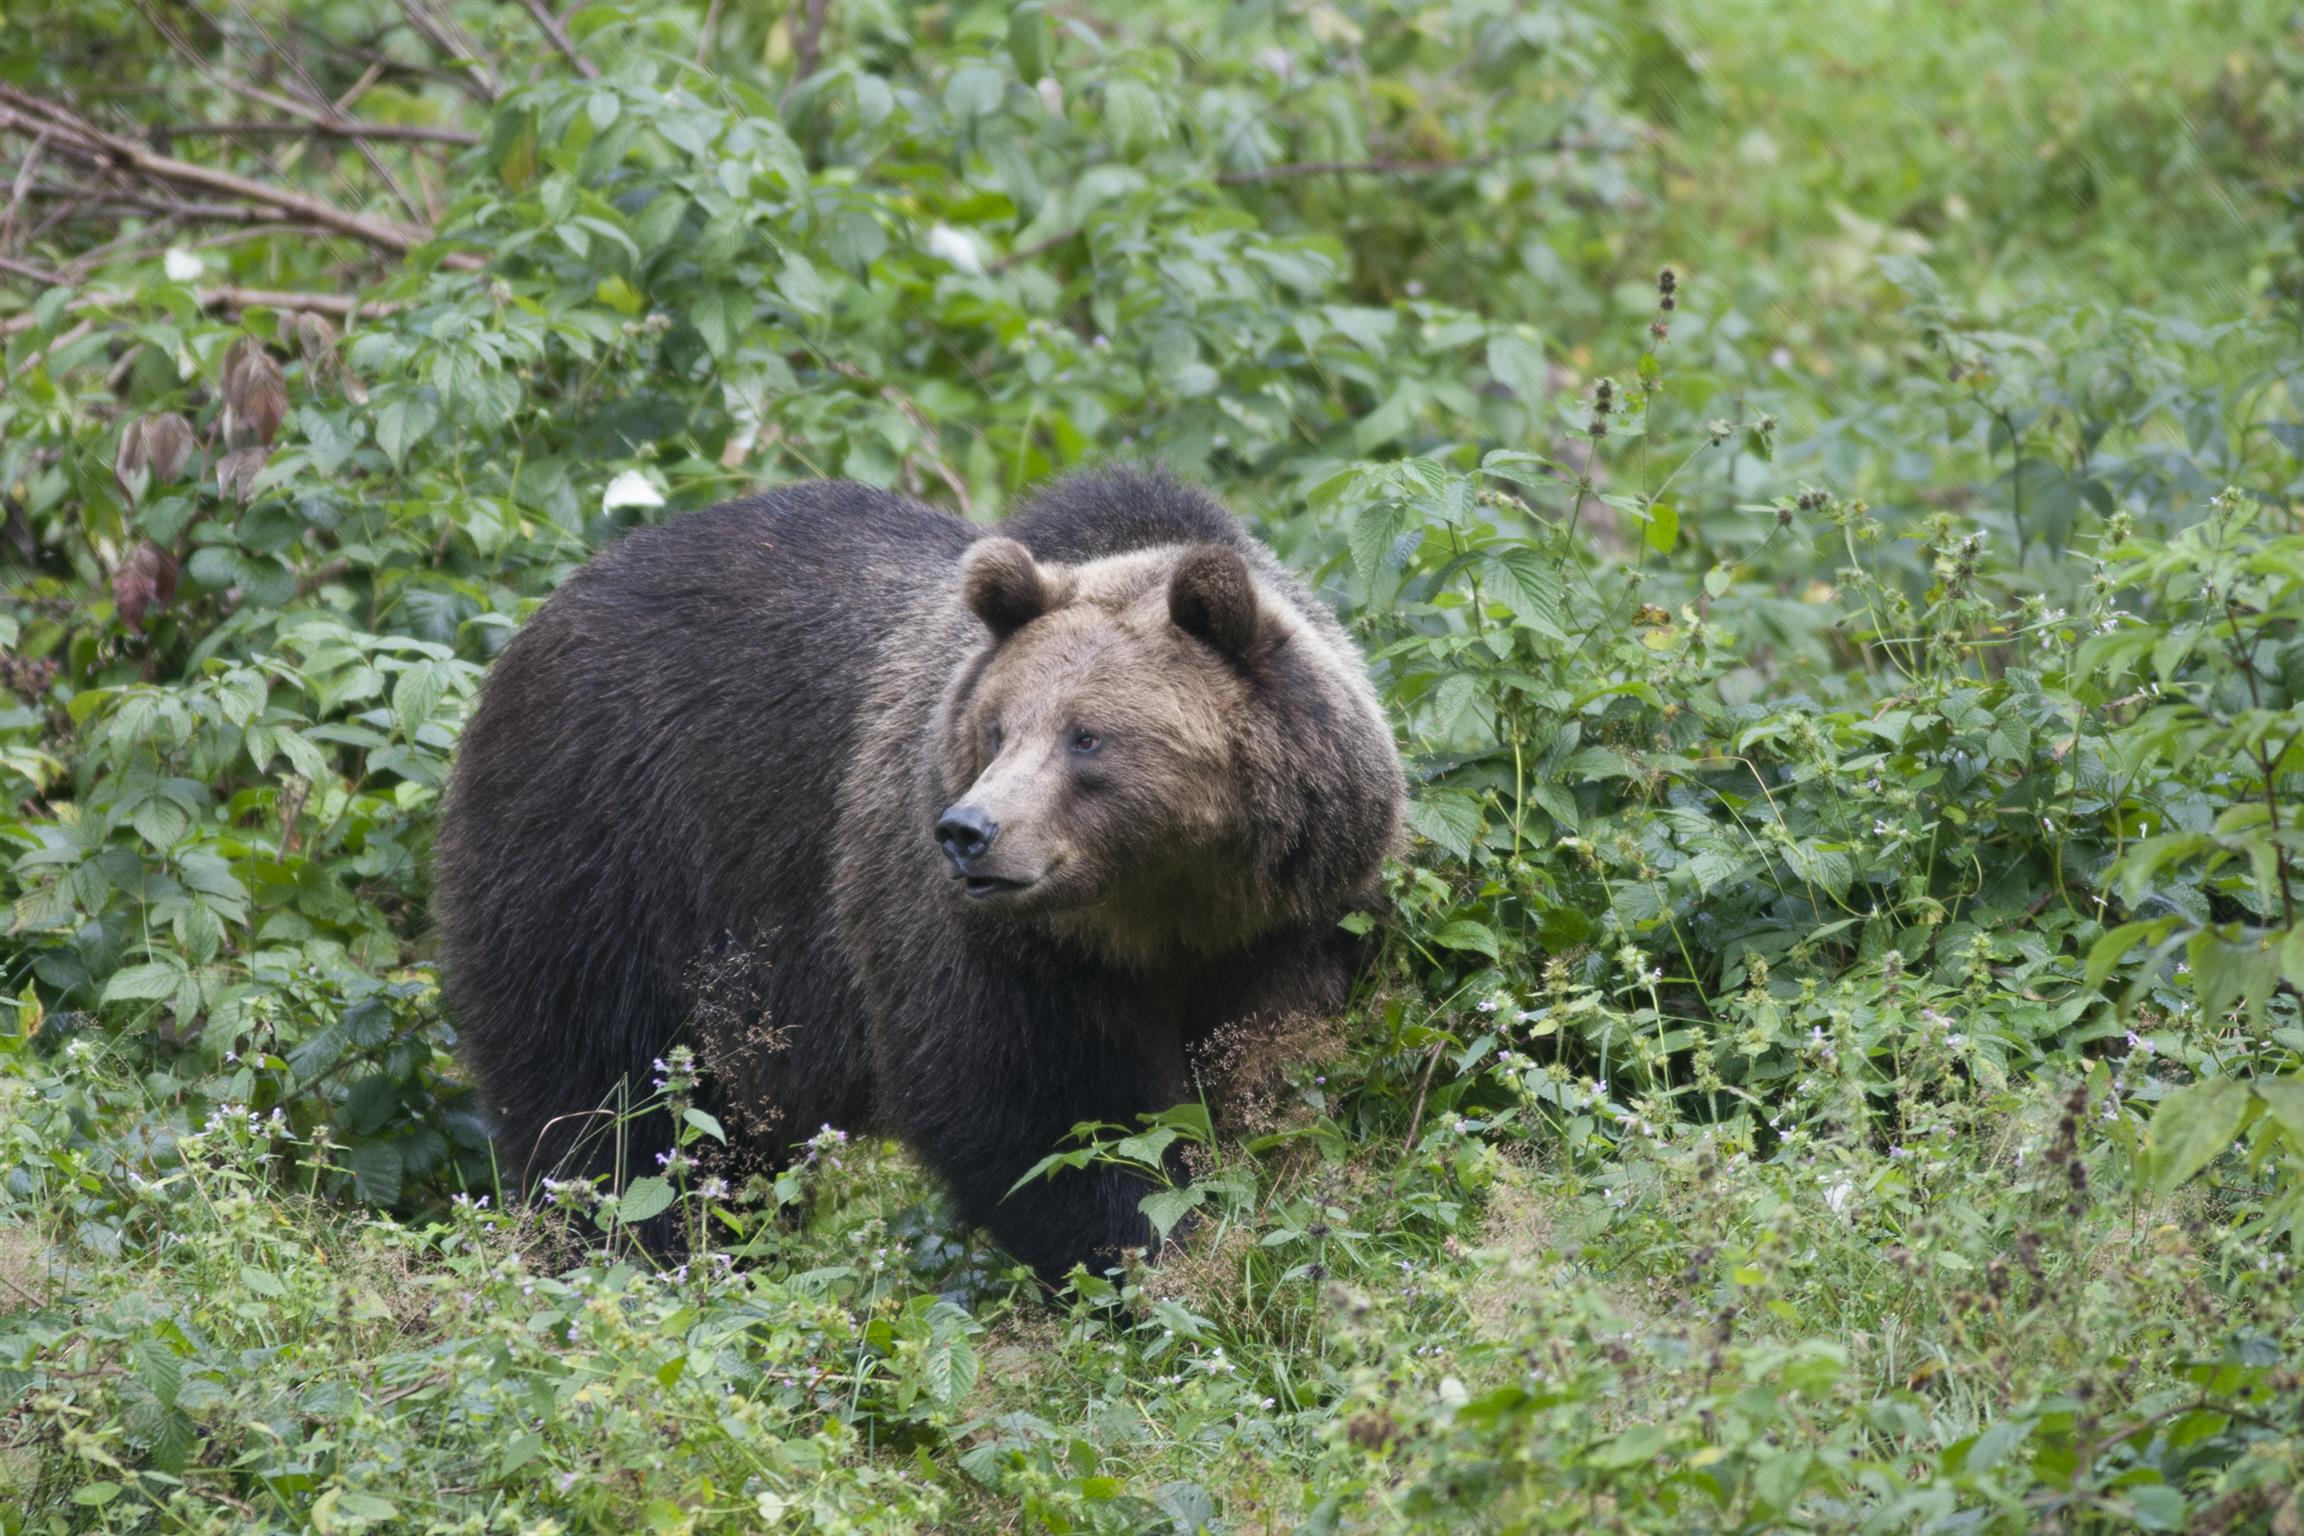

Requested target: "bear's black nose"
[{"left": 936, "top": 804, "right": 998, "bottom": 867}]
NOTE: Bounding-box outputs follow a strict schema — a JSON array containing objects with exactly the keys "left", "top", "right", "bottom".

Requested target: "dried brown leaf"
[
  {"left": 143, "top": 412, "right": 196, "bottom": 482},
  {"left": 112, "top": 541, "right": 179, "bottom": 635},
  {"left": 216, "top": 445, "right": 269, "bottom": 504},
  {"left": 222, "top": 338, "right": 287, "bottom": 447},
  {"left": 113, "top": 417, "right": 148, "bottom": 503}
]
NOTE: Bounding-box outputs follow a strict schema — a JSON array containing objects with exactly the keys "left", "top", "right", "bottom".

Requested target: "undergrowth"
[{"left": 5, "top": 2, "right": 2304, "bottom": 1531}]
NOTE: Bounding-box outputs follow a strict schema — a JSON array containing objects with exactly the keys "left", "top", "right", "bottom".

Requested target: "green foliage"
[{"left": 5, "top": 1, "right": 2304, "bottom": 1531}]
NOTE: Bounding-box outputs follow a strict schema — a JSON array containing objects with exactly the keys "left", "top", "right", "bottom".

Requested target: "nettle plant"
[{"left": 1302, "top": 290, "right": 2304, "bottom": 1210}]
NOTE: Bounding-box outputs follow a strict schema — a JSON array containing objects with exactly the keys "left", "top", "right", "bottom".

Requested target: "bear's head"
[{"left": 932, "top": 536, "right": 1402, "bottom": 968}]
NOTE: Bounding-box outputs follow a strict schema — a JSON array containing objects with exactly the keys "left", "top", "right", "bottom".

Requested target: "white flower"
[
  {"left": 1824, "top": 1180, "right": 1854, "bottom": 1215},
  {"left": 1034, "top": 77, "right": 1063, "bottom": 115},
  {"left": 602, "top": 469, "right": 665, "bottom": 511},
  {"left": 925, "top": 224, "right": 985, "bottom": 276},
  {"left": 164, "top": 247, "right": 203, "bottom": 282}
]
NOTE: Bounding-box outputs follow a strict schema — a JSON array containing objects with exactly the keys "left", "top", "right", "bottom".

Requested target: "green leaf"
[
  {"left": 2251, "top": 1077, "right": 2304, "bottom": 1145},
  {"left": 777, "top": 252, "right": 828, "bottom": 318},
  {"left": 2144, "top": 1078, "right": 2254, "bottom": 1194},
  {"left": 102, "top": 961, "right": 185, "bottom": 1002},
  {"left": 239, "top": 1264, "right": 286, "bottom": 1298},
  {"left": 945, "top": 64, "right": 1006, "bottom": 122},
  {"left": 1408, "top": 791, "right": 1483, "bottom": 860},
  {"left": 683, "top": 1108, "right": 727, "bottom": 1144},
  {"left": 373, "top": 394, "right": 439, "bottom": 468},
  {"left": 1484, "top": 548, "right": 1569, "bottom": 639},
  {"left": 692, "top": 287, "right": 749, "bottom": 360},
  {"left": 1486, "top": 332, "right": 1548, "bottom": 407},
  {"left": 922, "top": 1330, "right": 981, "bottom": 1407},
  {"left": 1139, "top": 1184, "right": 1205, "bottom": 1241},
  {"left": 391, "top": 660, "right": 444, "bottom": 736},
  {"left": 618, "top": 1176, "right": 677, "bottom": 1224},
  {"left": 131, "top": 1337, "right": 182, "bottom": 1407},
  {"left": 1642, "top": 498, "right": 1679, "bottom": 554},
  {"left": 1433, "top": 919, "right": 1502, "bottom": 960},
  {"left": 1349, "top": 500, "right": 1406, "bottom": 583},
  {"left": 1112, "top": 1125, "right": 1179, "bottom": 1168},
  {"left": 1007, "top": 1, "right": 1049, "bottom": 79}
]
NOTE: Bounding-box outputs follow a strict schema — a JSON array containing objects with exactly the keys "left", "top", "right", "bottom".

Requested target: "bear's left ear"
[{"left": 1169, "top": 544, "right": 1262, "bottom": 662}]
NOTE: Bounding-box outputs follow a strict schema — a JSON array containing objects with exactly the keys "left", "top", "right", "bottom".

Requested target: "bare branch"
[
  {"left": 1, "top": 127, "right": 48, "bottom": 253},
  {"left": 227, "top": 0, "right": 424, "bottom": 226},
  {"left": 792, "top": 0, "right": 830, "bottom": 82},
  {"left": 2, "top": 267, "right": 406, "bottom": 338},
  {"left": 160, "top": 119, "right": 482, "bottom": 147},
  {"left": 0, "top": 85, "right": 467, "bottom": 264},
  {"left": 519, "top": 0, "right": 600, "bottom": 79},
  {"left": 396, "top": 0, "right": 504, "bottom": 103},
  {"left": 133, "top": 0, "right": 371, "bottom": 132}
]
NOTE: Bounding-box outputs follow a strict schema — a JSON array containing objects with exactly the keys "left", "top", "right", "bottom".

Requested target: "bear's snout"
[{"left": 935, "top": 803, "right": 999, "bottom": 867}]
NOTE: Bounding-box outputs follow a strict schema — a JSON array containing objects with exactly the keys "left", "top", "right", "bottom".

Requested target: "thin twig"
[
  {"left": 134, "top": 0, "right": 374, "bottom": 132},
  {"left": 1, "top": 126, "right": 50, "bottom": 252},
  {"left": 2, "top": 272, "right": 405, "bottom": 338},
  {"left": 792, "top": 0, "right": 830, "bottom": 82},
  {"left": 1401, "top": 1040, "right": 1447, "bottom": 1154},
  {"left": 694, "top": 0, "right": 723, "bottom": 65},
  {"left": 229, "top": 0, "right": 426, "bottom": 225},
  {"left": 990, "top": 225, "right": 1079, "bottom": 272},
  {"left": 1215, "top": 135, "right": 1620, "bottom": 185},
  {"left": 519, "top": 0, "right": 601, "bottom": 79},
  {"left": 19, "top": 182, "right": 290, "bottom": 221},
  {"left": 161, "top": 118, "right": 479, "bottom": 147},
  {"left": 396, "top": 0, "right": 503, "bottom": 103}
]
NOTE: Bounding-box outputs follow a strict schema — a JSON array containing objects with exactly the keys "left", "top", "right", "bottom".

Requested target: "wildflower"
[{"left": 1824, "top": 1180, "right": 1854, "bottom": 1215}]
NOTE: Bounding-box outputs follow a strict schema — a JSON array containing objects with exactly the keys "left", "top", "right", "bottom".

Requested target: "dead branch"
[
  {"left": 792, "top": 0, "right": 830, "bottom": 82},
  {"left": 17, "top": 183, "right": 319, "bottom": 227},
  {"left": 0, "top": 84, "right": 435, "bottom": 257},
  {"left": 133, "top": 0, "right": 392, "bottom": 135},
  {"left": 395, "top": 0, "right": 503, "bottom": 103},
  {"left": 159, "top": 118, "right": 479, "bottom": 148},
  {"left": 1, "top": 260, "right": 406, "bottom": 339},
  {"left": 1, "top": 127, "right": 48, "bottom": 252},
  {"left": 226, "top": 0, "right": 424, "bottom": 226},
  {"left": 519, "top": 0, "right": 600, "bottom": 79}
]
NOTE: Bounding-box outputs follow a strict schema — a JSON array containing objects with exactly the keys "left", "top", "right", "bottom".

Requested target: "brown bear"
[{"left": 432, "top": 468, "right": 1404, "bottom": 1280}]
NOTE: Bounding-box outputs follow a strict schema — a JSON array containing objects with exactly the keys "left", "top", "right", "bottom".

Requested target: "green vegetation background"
[{"left": 4, "top": 1, "right": 2304, "bottom": 1531}]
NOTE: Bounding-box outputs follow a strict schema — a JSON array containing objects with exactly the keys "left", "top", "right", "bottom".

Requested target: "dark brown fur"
[{"left": 433, "top": 468, "right": 1404, "bottom": 1280}]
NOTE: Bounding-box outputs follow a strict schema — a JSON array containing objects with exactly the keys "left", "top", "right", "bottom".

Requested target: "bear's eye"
[
  {"left": 984, "top": 722, "right": 1004, "bottom": 756},
  {"left": 1068, "top": 727, "right": 1103, "bottom": 756}
]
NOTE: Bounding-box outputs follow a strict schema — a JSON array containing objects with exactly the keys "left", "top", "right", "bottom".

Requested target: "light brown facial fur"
[{"left": 936, "top": 542, "right": 1292, "bottom": 966}]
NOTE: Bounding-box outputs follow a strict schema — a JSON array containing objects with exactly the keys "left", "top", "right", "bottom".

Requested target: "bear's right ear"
[{"left": 962, "top": 537, "right": 1067, "bottom": 640}]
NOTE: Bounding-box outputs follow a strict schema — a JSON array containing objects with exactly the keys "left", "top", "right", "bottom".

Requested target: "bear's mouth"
[{"left": 961, "top": 874, "right": 1033, "bottom": 899}]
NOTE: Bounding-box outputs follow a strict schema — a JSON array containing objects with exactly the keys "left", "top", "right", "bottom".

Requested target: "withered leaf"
[
  {"left": 112, "top": 541, "right": 180, "bottom": 635},
  {"left": 143, "top": 412, "right": 196, "bottom": 482},
  {"left": 113, "top": 417, "right": 148, "bottom": 502},
  {"left": 222, "top": 337, "right": 287, "bottom": 448},
  {"left": 216, "top": 445, "right": 269, "bottom": 503}
]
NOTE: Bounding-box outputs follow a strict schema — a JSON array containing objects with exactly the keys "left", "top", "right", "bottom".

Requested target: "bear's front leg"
[{"left": 881, "top": 995, "right": 1188, "bottom": 1285}]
